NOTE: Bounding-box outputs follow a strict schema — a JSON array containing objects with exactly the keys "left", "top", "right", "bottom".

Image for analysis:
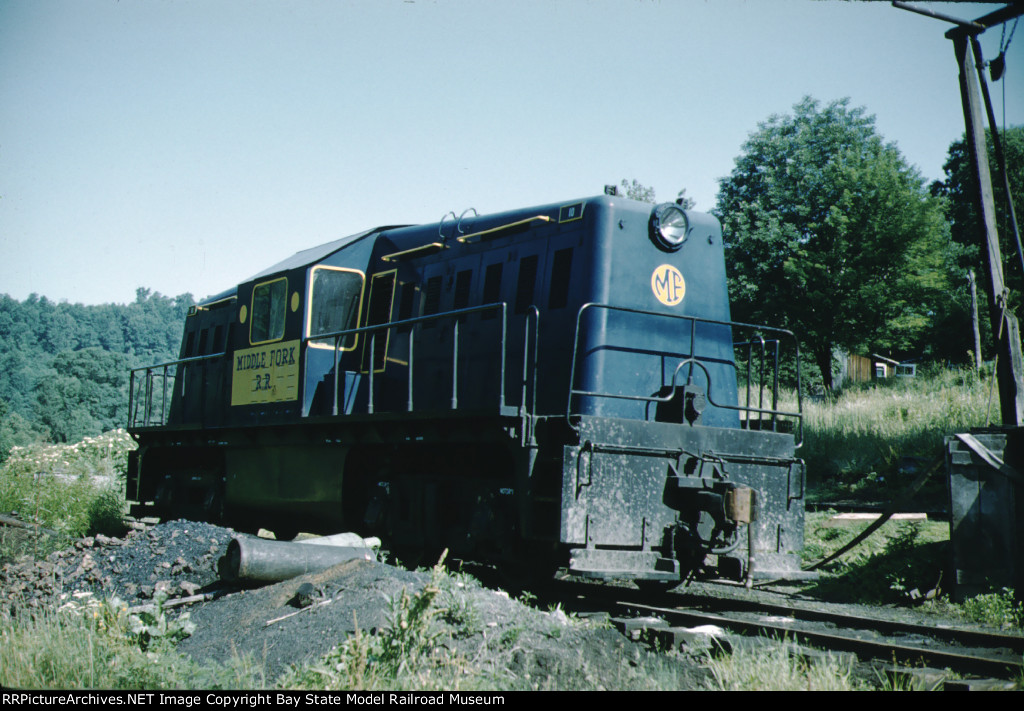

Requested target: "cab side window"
[
  {"left": 251, "top": 277, "right": 288, "bottom": 344},
  {"left": 308, "top": 268, "right": 364, "bottom": 350}
]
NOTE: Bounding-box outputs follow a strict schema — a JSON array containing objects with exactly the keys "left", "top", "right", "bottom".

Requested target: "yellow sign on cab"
[{"left": 231, "top": 340, "right": 300, "bottom": 406}]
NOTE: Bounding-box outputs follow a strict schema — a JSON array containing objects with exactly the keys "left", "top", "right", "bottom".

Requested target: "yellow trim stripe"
[
  {"left": 382, "top": 242, "right": 445, "bottom": 262},
  {"left": 456, "top": 215, "right": 552, "bottom": 244}
]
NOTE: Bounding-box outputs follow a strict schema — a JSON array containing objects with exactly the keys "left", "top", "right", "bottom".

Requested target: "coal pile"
[{"left": 0, "top": 520, "right": 233, "bottom": 614}]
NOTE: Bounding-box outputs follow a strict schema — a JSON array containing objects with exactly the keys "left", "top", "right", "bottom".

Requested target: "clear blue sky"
[{"left": 2, "top": 0, "right": 1022, "bottom": 305}]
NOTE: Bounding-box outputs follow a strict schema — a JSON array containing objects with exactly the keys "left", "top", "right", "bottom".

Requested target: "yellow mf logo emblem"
[{"left": 651, "top": 264, "right": 685, "bottom": 306}]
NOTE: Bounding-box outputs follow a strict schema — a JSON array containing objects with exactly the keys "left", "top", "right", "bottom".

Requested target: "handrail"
[
  {"left": 128, "top": 302, "right": 542, "bottom": 429},
  {"left": 566, "top": 302, "right": 803, "bottom": 445},
  {"left": 129, "top": 352, "right": 226, "bottom": 374},
  {"left": 438, "top": 211, "right": 458, "bottom": 242},
  {"left": 308, "top": 301, "right": 539, "bottom": 418},
  {"left": 739, "top": 336, "right": 784, "bottom": 431},
  {"left": 456, "top": 215, "right": 552, "bottom": 244},
  {"left": 128, "top": 351, "right": 226, "bottom": 428}
]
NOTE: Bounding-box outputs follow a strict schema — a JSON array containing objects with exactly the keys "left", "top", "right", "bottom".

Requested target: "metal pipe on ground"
[{"left": 220, "top": 536, "right": 376, "bottom": 583}]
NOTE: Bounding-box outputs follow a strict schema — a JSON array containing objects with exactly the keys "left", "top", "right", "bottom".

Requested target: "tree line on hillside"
[{"left": 0, "top": 289, "right": 194, "bottom": 456}]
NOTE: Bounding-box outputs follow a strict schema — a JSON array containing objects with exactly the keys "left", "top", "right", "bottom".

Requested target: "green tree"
[
  {"left": 716, "top": 97, "right": 952, "bottom": 389},
  {"left": 932, "top": 126, "right": 1023, "bottom": 251},
  {"left": 0, "top": 290, "right": 194, "bottom": 440},
  {"left": 0, "top": 399, "right": 45, "bottom": 461},
  {"left": 34, "top": 348, "right": 129, "bottom": 443}
]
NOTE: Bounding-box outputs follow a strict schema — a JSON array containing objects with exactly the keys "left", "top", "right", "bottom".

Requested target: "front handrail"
[
  {"left": 739, "top": 336, "right": 784, "bottom": 431},
  {"left": 566, "top": 302, "right": 803, "bottom": 445}
]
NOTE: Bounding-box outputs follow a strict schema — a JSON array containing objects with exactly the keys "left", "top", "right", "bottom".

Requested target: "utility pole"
[
  {"left": 952, "top": 25, "right": 1024, "bottom": 426},
  {"left": 895, "top": 0, "right": 1024, "bottom": 603},
  {"left": 895, "top": 1, "right": 1024, "bottom": 426},
  {"left": 969, "top": 269, "right": 982, "bottom": 371}
]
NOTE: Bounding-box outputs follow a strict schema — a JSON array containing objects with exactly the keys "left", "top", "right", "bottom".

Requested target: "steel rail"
[
  {"left": 618, "top": 599, "right": 1024, "bottom": 680},
  {"left": 666, "top": 591, "right": 1024, "bottom": 655}
]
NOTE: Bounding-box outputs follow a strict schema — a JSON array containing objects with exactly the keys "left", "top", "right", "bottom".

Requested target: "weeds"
[
  {"left": 0, "top": 592, "right": 262, "bottom": 690},
  {"left": 702, "top": 639, "right": 868, "bottom": 691},
  {"left": 124, "top": 593, "right": 198, "bottom": 651},
  {"left": 796, "top": 369, "right": 991, "bottom": 509},
  {"left": 281, "top": 552, "right": 510, "bottom": 691},
  {"left": 921, "top": 587, "right": 1024, "bottom": 630},
  {"left": 516, "top": 590, "right": 537, "bottom": 607},
  {"left": 959, "top": 589, "right": 1024, "bottom": 629},
  {"left": 438, "top": 573, "right": 483, "bottom": 639},
  {"left": 0, "top": 430, "right": 134, "bottom": 558}
]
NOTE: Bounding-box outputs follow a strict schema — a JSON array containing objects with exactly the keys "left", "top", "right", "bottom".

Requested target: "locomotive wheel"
[
  {"left": 202, "top": 486, "right": 225, "bottom": 525},
  {"left": 272, "top": 527, "right": 300, "bottom": 541},
  {"left": 153, "top": 475, "right": 173, "bottom": 511}
]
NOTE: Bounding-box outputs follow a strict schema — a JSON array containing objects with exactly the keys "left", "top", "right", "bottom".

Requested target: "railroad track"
[{"left": 546, "top": 579, "right": 1024, "bottom": 688}]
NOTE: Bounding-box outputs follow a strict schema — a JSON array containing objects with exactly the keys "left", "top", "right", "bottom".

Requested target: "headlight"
[{"left": 649, "top": 203, "right": 689, "bottom": 251}]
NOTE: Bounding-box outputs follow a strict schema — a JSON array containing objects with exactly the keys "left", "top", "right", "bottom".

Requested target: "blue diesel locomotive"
[{"left": 127, "top": 194, "right": 806, "bottom": 582}]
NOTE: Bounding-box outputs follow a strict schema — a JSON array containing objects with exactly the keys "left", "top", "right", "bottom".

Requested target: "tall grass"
[
  {"left": 0, "top": 430, "right": 134, "bottom": 531},
  {"left": 0, "top": 429, "right": 135, "bottom": 558},
  {"left": 0, "top": 595, "right": 265, "bottom": 689},
  {"left": 702, "top": 639, "right": 868, "bottom": 691},
  {"left": 795, "top": 368, "right": 993, "bottom": 505}
]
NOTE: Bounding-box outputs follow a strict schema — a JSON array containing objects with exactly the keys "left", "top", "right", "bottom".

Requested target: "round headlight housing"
[{"left": 649, "top": 203, "right": 689, "bottom": 251}]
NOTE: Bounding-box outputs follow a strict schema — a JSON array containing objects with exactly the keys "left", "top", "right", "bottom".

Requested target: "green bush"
[{"left": 955, "top": 588, "right": 1023, "bottom": 630}]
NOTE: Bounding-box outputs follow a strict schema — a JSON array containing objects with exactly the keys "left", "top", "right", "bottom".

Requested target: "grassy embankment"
[{"left": 800, "top": 365, "right": 996, "bottom": 509}]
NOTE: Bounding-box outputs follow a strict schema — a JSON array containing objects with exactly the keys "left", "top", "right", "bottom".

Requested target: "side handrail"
[
  {"left": 309, "top": 301, "right": 539, "bottom": 418},
  {"left": 520, "top": 306, "right": 540, "bottom": 442},
  {"left": 128, "top": 352, "right": 225, "bottom": 428},
  {"left": 127, "top": 302, "right": 541, "bottom": 428},
  {"left": 566, "top": 302, "right": 803, "bottom": 445}
]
